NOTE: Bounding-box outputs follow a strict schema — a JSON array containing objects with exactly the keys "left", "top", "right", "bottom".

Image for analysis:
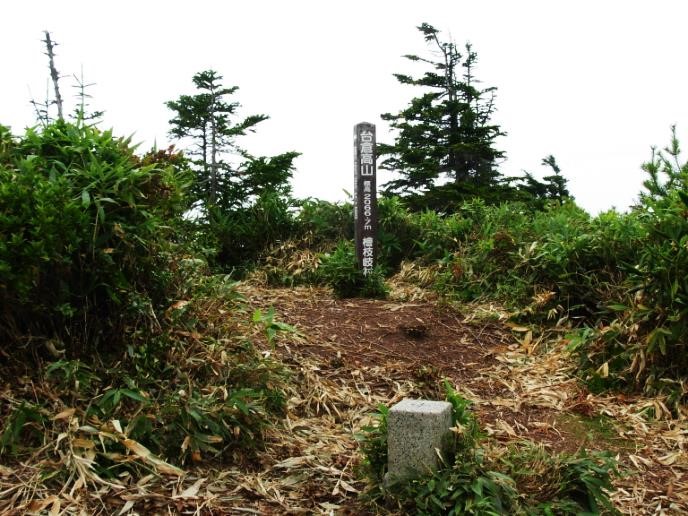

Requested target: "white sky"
[{"left": 2, "top": 1, "right": 688, "bottom": 214}]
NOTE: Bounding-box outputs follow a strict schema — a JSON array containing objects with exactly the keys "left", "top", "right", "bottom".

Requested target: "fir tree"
[
  {"left": 518, "top": 155, "right": 571, "bottom": 205},
  {"left": 540, "top": 155, "right": 570, "bottom": 200},
  {"left": 166, "top": 70, "right": 298, "bottom": 211},
  {"left": 380, "top": 23, "right": 505, "bottom": 210}
]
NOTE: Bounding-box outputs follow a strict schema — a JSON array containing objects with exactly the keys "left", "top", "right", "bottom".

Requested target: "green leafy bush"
[
  {"left": 318, "top": 240, "right": 388, "bottom": 298},
  {"left": 357, "top": 404, "right": 389, "bottom": 483},
  {"left": 577, "top": 129, "right": 688, "bottom": 401},
  {"left": 0, "top": 121, "right": 291, "bottom": 469},
  {"left": 1, "top": 273, "right": 289, "bottom": 469},
  {"left": 502, "top": 443, "right": 619, "bottom": 515},
  {"left": 429, "top": 199, "right": 644, "bottom": 324},
  {"left": 295, "top": 198, "right": 353, "bottom": 244},
  {"left": 128, "top": 274, "right": 288, "bottom": 463},
  {"left": 209, "top": 192, "right": 296, "bottom": 271},
  {"left": 0, "top": 120, "right": 189, "bottom": 354},
  {"left": 377, "top": 196, "right": 419, "bottom": 271},
  {"left": 45, "top": 359, "right": 99, "bottom": 400}
]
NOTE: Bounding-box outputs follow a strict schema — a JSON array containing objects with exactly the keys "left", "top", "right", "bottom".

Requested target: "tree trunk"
[
  {"left": 209, "top": 93, "right": 218, "bottom": 206},
  {"left": 43, "top": 31, "right": 63, "bottom": 121},
  {"left": 444, "top": 49, "right": 461, "bottom": 184},
  {"left": 201, "top": 130, "right": 209, "bottom": 203}
]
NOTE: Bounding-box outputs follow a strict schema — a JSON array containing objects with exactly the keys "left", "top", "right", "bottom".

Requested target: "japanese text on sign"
[{"left": 354, "top": 123, "right": 377, "bottom": 276}]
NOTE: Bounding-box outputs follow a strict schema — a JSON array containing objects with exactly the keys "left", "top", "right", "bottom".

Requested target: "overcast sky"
[{"left": 3, "top": 1, "right": 688, "bottom": 214}]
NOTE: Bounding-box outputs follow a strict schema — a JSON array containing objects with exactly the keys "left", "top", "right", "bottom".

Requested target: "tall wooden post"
[{"left": 354, "top": 122, "right": 377, "bottom": 275}]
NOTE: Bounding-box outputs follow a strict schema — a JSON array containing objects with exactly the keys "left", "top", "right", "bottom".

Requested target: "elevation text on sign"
[{"left": 353, "top": 122, "right": 377, "bottom": 275}]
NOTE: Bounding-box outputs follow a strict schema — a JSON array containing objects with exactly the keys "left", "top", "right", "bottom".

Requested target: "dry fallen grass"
[{"left": 1, "top": 279, "right": 687, "bottom": 514}]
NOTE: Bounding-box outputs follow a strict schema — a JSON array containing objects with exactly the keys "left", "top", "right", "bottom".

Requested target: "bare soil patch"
[{"left": 251, "top": 287, "right": 607, "bottom": 454}]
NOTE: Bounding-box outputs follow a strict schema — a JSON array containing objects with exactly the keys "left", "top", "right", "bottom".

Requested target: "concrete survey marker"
[{"left": 386, "top": 398, "right": 453, "bottom": 484}]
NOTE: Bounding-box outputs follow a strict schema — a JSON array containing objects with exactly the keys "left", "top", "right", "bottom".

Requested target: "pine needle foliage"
[{"left": 380, "top": 23, "right": 505, "bottom": 204}]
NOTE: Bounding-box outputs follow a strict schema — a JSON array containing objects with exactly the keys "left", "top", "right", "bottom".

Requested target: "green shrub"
[
  {"left": 0, "top": 121, "right": 189, "bottom": 355},
  {"left": 208, "top": 192, "right": 296, "bottom": 271},
  {"left": 7, "top": 274, "right": 290, "bottom": 468},
  {"left": 357, "top": 404, "right": 389, "bottom": 483},
  {"left": 318, "top": 240, "right": 388, "bottom": 298},
  {"left": 517, "top": 204, "right": 643, "bottom": 319},
  {"left": 45, "top": 359, "right": 99, "bottom": 400},
  {"left": 431, "top": 200, "right": 643, "bottom": 323},
  {"left": 575, "top": 129, "right": 688, "bottom": 401},
  {"left": 378, "top": 196, "right": 419, "bottom": 271},
  {"left": 0, "top": 122, "right": 290, "bottom": 471},
  {"left": 119, "top": 277, "right": 288, "bottom": 464},
  {"left": 163, "top": 274, "right": 288, "bottom": 457},
  {"left": 295, "top": 198, "right": 353, "bottom": 244}
]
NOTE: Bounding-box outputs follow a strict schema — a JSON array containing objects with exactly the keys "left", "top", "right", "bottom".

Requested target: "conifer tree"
[
  {"left": 380, "top": 23, "right": 505, "bottom": 209},
  {"left": 518, "top": 155, "right": 571, "bottom": 206},
  {"left": 540, "top": 155, "right": 570, "bottom": 200},
  {"left": 166, "top": 70, "right": 297, "bottom": 210}
]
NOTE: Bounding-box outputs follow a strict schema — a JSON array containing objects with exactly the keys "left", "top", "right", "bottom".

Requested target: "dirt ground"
[
  {"left": 2, "top": 284, "right": 686, "bottom": 514},
  {"left": 245, "top": 285, "right": 688, "bottom": 515}
]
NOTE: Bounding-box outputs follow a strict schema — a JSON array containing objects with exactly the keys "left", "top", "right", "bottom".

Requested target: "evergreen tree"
[
  {"left": 540, "top": 155, "right": 570, "bottom": 200},
  {"left": 380, "top": 23, "right": 505, "bottom": 210},
  {"left": 166, "top": 70, "right": 298, "bottom": 210},
  {"left": 519, "top": 155, "right": 571, "bottom": 204}
]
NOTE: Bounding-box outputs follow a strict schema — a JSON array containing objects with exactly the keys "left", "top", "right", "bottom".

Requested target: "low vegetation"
[{"left": 357, "top": 382, "right": 618, "bottom": 515}]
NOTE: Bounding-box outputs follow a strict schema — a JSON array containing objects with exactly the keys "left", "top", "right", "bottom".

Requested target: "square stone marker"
[{"left": 386, "top": 398, "right": 453, "bottom": 484}]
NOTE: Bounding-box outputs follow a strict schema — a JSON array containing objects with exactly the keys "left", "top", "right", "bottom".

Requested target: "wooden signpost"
[{"left": 353, "top": 122, "right": 377, "bottom": 275}]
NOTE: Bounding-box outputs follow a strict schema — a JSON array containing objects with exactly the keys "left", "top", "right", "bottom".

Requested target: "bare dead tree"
[{"left": 42, "top": 31, "right": 63, "bottom": 120}]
